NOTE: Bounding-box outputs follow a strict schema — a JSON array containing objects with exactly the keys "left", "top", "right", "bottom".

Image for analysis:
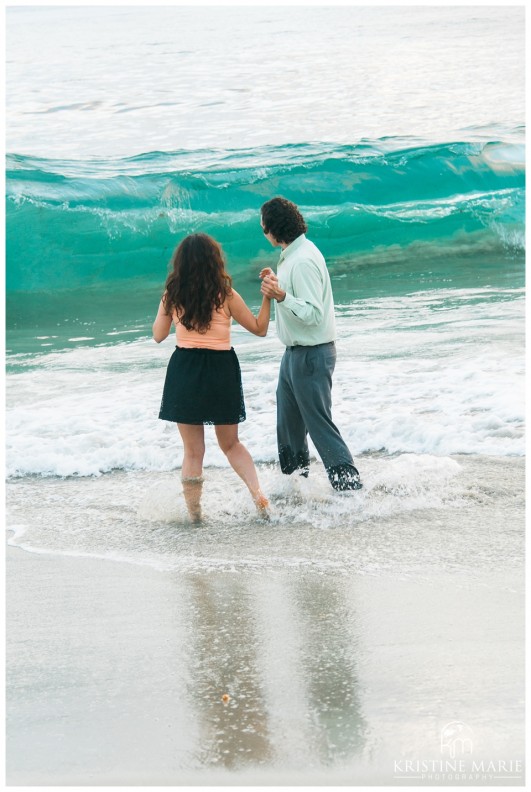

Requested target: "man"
[{"left": 259, "top": 196, "right": 362, "bottom": 491}]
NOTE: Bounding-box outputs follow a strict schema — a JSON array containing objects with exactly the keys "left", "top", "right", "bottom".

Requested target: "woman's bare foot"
[{"left": 252, "top": 489, "right": 270, "bottom": 517}]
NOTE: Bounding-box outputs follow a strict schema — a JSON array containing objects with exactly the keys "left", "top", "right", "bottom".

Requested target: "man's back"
[{"left": 275, "top": 234, "right": 336, "bottom": 347}]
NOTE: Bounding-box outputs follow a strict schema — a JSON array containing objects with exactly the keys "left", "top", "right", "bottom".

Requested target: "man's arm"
[{"left": 261, "top": 260, "right": 324, "bottom": 326}]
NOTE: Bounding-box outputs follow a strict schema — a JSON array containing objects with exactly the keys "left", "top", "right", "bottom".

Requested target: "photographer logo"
[{"left": 440, "top": 721, "right": 474, "bottom": 758}]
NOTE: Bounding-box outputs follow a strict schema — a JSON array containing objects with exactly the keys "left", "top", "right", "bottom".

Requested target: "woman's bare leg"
[
  {"left": 177, "top": 423, "right": 205, "bottom": 523},
  {"left": 215, "top": 424, "right": 269, "bottom": 514}
]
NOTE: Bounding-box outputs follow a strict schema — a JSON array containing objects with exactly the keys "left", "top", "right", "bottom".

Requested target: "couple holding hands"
[{"left": 152, "top": 196, "right": 362, "bottom": 521}]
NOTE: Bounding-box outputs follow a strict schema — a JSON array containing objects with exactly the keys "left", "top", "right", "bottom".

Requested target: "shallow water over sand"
[{"left": 7, "top": 455, "right": 524, "bottom": 578}]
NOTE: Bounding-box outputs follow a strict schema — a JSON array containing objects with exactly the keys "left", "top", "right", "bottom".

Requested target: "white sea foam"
[
  {"left": 5, "top": 454, "right": 524, "bottom": 575},
  {"left": 5, "top": 288, "right": 524, "bottom": 478}
]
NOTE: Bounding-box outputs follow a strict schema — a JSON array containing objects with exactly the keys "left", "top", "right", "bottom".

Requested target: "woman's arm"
[
  {"left": 227, "top": 290, "right": 271, "bottom": 337},
  {"left": 152, "top": 297, "right": 173, "bottom": 343}
]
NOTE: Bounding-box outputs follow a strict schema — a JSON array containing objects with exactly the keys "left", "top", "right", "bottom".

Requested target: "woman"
[{"left": 153, "top": 233, "right": 271, "bottom": 521}]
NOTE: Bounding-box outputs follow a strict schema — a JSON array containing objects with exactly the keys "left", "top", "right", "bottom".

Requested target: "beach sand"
[{"left": 6, "top": 541, "right": 525, "bottom": 786}]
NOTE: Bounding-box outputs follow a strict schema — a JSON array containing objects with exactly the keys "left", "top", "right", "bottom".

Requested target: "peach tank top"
[{"left": 173, "top": 305, "right": 231, "bottom": 350}]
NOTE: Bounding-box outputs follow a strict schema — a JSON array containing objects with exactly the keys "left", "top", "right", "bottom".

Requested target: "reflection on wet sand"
[
  {"left": 6, "top": 544, "right": 524, "bottom": 785},
  {"left": 186, "top": 574, "right": 273, "bottom": 768},
  {"left": 183, "top": 570, "right": 366, "bottom": 770},
  {"left": 292, "top": 575, "right": 367, "bottom": 763}
]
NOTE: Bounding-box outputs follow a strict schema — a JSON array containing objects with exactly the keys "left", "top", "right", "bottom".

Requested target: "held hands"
[{"left": 259, "top": 268, "right": 286, "bottom": 302}]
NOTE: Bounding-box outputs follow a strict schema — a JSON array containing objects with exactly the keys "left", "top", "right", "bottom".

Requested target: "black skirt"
[{"left": 158, "top": 346, "right": 246, "bottom": 425}]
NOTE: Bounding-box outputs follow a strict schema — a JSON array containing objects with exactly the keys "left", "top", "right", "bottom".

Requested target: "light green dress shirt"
[{"left": 274, "top": 234, "right": 337, "bottom": 347}]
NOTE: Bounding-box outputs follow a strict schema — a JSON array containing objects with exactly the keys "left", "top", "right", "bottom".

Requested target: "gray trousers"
[{"left": 276, "top": 342, "right": 361, "bottom": 490}]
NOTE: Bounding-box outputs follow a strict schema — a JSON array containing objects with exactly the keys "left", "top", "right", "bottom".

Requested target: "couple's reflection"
[{"left": 182, "top": 570, "right": 367, "bottom": 769}]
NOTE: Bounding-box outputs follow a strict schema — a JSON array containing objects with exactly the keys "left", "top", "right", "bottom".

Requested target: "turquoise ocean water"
[
  {"left": 6, "top": 2, "right": 525, "bottom": 511},
  {"left": 6, "top": 5, "right": 524, "bottom": 473},
  {"left": 5, "top": 6, "right": 526, "bottom": 780},
  {"left": 6, "top": 138, "right": 524, "bottom": 353}
]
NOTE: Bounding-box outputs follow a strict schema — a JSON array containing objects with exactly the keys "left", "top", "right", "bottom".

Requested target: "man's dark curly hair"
[{"left": 261, "top": 197, "right": 308, "bottom": 245}]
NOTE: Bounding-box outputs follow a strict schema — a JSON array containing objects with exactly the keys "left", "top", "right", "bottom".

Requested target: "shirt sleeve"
[{"left": 278, "top": 257, "right": 324, "bottom": 326}]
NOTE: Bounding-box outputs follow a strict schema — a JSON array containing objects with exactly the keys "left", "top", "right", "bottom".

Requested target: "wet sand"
[{"left": 6, "top": 543, "right": 525, "bottom": 786}]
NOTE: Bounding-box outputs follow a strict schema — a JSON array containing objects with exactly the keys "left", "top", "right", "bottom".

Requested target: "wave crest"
[{"left": 6, "top": 139, "right": 525, "bottom": 293}]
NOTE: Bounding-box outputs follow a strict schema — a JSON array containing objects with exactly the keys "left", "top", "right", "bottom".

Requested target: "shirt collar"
[{"left": 278, "top": 234, "right": 306, "bottom": 264}]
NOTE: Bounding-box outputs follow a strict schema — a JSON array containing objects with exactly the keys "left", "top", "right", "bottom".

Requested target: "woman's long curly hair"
[{"left": 163, "top": 233, "right": 233, "bottom": 333}]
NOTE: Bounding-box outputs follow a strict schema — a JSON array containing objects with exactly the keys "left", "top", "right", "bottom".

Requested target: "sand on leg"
[{"left": 177, "top": 423, "right": 205, "bottom": 523}]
